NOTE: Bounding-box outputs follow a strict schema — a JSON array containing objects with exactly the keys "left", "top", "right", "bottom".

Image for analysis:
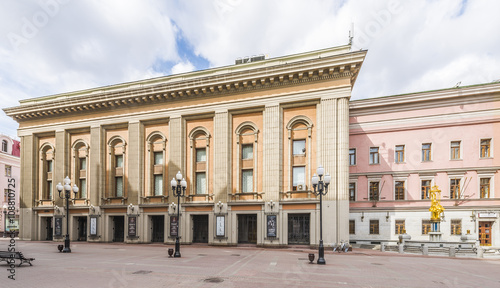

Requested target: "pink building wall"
[{"left": 0, "top": 135, "right": 21, "bottom": 235}]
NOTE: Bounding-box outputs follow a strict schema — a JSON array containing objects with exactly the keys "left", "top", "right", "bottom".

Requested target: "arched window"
[
  {"left": 72, "top": 140, "right": 89, "bottom": 200},
  {"left": 189, "top": 127, "right": 210, "bottom": 195},
  {"left": 286, "top": 116, "right": 313, "bottom": 191},
  {"left": 235, "top": 122, "right": 259, "bottom": 193},
  {"left": 1, "top": 140, "right": 7, "bottom": 152},
  {"left": 146, "top": 132, "right": 167, "bottom": 197},
  {"left": 39, "top": 143, "right": 55, "bottom": 202},
  {"left": 108, "top": 136, "right": 127, "bottom": 198}
]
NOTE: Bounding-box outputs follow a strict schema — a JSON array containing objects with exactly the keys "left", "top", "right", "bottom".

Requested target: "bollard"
[
  {"left": 477, "top": 247, "right": 483, "bottom": 258},
  {"left": 380, "top": 243, "right": 385, "bottom": 252},
  {"left": 398, "top": 243, "right": 404, "bottom": 254},
  {"left": 449, "top": 245, "right": 456, "bottom": 257},
  {"left": 422, "top": 246, "right": 429, "bottom": 256}
]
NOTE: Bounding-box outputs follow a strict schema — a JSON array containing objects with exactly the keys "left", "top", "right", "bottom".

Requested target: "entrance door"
[
  {"left": 77, "top": 217, "right": 87, "bottom": 241},
  {"left": 288, "top": 214, "right": 310, "bottom": 245},
  {"left": 151, "top": 216, "right": 165, "bottom": 243},
  {"left": 113, "top": 216, "right": 125, "bottom": 242},
  {"left": 479, "top": 221, "right": 493, "bottom": 246},
  {"left": 192, "top": 215, "right": 209, "bottom": 243},
  {"left": 46, "top": 217, "right": 53, "bottom": 241},
  {"left": 238, "top": 214, "right": 257, "bottom": 244}
]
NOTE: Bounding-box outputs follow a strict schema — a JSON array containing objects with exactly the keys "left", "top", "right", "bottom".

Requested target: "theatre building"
[{"left": 4, "top": 45, "right": 366, "bottom": 247}]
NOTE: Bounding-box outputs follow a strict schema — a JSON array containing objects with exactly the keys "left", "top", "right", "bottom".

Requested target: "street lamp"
[
  {"left": 170, "top": 171, "right": 187, "bottom": 258},
  {"left": 56, "top": 176, "right": 79, "bottom": 253},
  {"left": 311, "top": 165, "right": 331, "bottom": 265}
]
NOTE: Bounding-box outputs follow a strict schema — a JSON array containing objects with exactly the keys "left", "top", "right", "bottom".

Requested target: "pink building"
[
  {"left": 349, "top": 82, "right": 500, "bottom": 246},
  {"left": 1, "top": 134, "right": 21, "bottom": 236}
]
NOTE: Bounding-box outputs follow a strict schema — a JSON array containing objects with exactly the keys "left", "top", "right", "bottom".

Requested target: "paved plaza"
[{"left": 1, "top": 239, "right": 500, "bottom": 288}]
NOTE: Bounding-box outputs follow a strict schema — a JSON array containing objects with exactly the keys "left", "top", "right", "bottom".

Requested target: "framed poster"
[
  {"left": 170, "top": 216, "right": 178, "bottom": 237},
  {"left": 128, "top": 216, "right": 137, "bottom": 237},
  {"left": 54, "top": 216, "right": 63, "bottom": 236},
  {"left": 90, "top": 216, "right": 98, "bottom": 236},
  {"left": 216, "top": 215, "right": 225, "bottom": 237},
  {"left": 267, "top": 215, "right": 277, "bottom": 238}
]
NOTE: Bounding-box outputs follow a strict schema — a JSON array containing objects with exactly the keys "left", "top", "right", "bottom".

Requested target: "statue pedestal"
[{"left": 429, "top": 232, "right": 442, "bottom": 242}]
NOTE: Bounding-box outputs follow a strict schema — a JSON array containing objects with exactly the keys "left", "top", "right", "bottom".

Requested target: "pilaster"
[
  {"left": 127, "top": 121, "right": 143, "bottom": 204},
  {"left": 263, "top": 104, "right": 282, "bottom": 201},
  {"left": 90, "top": 125, "right": 103, "bottom": 206},
  {"left": 19, "top": 135, "right": 36, "bottom": 240},
  {"left": 168, "top": 116, "right": 185, "bottom": 197},
  {"left": 213, "top": 110, "right": 230, "bottom": 203},
  {"left": 54, "top": 130, "right": 68, "bottom": 206}
]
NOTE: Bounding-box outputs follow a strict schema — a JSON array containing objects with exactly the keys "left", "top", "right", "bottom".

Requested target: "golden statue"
[{"left": 429, "top": 185, "right": 444, "bottom": 221}]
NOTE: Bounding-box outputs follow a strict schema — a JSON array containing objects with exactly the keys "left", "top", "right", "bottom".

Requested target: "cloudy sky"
[{"left": 1, "top": 0, "right": 499, "bottom": 137}]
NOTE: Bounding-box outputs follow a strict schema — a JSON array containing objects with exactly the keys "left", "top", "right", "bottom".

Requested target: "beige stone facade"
[{"left": 4, "top": 45, "right": 366, "bottom": 247}]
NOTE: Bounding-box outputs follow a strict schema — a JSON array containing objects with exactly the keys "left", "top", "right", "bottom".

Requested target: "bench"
[{"left": 0, "top": 251, "right": 35, "bottom": 267}]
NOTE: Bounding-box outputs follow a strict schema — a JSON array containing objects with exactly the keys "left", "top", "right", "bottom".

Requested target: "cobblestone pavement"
[{"left": 1, "top": 239, "right": 500, "bottom": 288}]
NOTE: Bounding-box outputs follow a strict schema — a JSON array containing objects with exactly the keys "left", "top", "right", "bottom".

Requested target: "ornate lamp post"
[
  {"left": 311, "top": 165, "right": 331, "bottom": 265},
  {"left": 56, "top": 176, "right": 79, "bottom": 253},
  {"left": 170, "top": 171, "right": 187, "bottom": 258}
]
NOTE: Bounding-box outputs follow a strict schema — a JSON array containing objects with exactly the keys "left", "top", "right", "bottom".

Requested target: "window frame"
[
  {"left": 241, "top": 169, "right": 253, "bottom": 193},
  {"left": 421, "top": 179, "right": 432, "bottom": 200},
  {"left": 349, "top": 220, "right": 355, "bottom": 235},
  {"left": 422, "top": 143, "right": 432, "bottom": 162},
  {"left": 395, "top": 145, "right": 405, "bottom": 163},
  {"left": 349, "top": 148, "right": 356, "bottom": 166},
  {"left": 449, "top": 177, "right": 461, "bottom": 199},
  {"left": 394, "top": 180, "right": 405, "bottom": 201},
  {"left": 349, "top": 181, "right": 357, "bottom": 201},
  {"left": 1, "top": 140, "right": 7, "bottom": 152},
  {"left": 369, "top": 219, "right": 380, "bottom": 235},
  {"left": 450, "top": 219, "right": 462, "bottom": 235},
  {"left": 480, "top": 138, "right": 492, "bottom": 158},
  {"left": 450, "top": 141, "right": 461, "bottom": 160},
  {"left": 369, "top": 147, "right": 380, "bottom": 165},
  {"left": 422, "top": 220, "right": 431, "bottom": 235},
  {"left": 395, "top": 220, "right": 405, "bottom": 234}
]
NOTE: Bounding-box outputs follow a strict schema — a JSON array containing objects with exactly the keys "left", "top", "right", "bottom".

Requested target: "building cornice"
[
  {"left": 350, "top": 82, "right": 500, "bottom": 116},
  {"left": 4, "top": 47, "right": 366, "bottom": 122}
]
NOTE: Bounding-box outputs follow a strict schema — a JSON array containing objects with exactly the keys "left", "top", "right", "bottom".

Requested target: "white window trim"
[
  {"left": 419, "top": 176, "right": 434, "bottom": 200},
  {"left": 189, "top": 126, "right": 211, "bottom": 195},
  {"left": 477, "top": 173, "right": 495, "bottom": 199},
  {"left": 393, "top": 177, "right": 407, "bottom": 201},
  {"left": 421, "top": 142, "right": 433, "bottom": 162},
  {"left": 349, "top": 148, "right": 357, "bottom": 166},
  {"left": 394, "top": 145, "right": 405, "bottom": 164},
  {"left": 447, "top": 174, "right": 465, "bottom": 200},
  {"left": 479, "top": 138, "right": 494, "bottom": 158},
  {"left": 349, "top": 178, "right": 358, "bottom": 201},
  {"left": 235, "top": 121, "right": 259, "bottom": 193},
  {"left": 369, "top": 147, "right": 380, "bottom": 165},
  {"left": 449, "top": 140, "right": 462, "bottom": 161},
  {"left": 367, "top": 177, "right": 382, "bottom": 201}
]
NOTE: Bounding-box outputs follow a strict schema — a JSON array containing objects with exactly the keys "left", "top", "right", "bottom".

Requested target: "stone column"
[
  {"left": 262, "top": 104, "right": 282, "bottom": 201},
  {"left": 54, "top": 130, "right": 68, "bottom": 207},
  {"left": 336, "top": 96, "right": 350, "bottom": 243},
  {"left": 127, "top": 121, "right": 143, "bottom": 204},
  {"left": 213, "top": 110, "right": 230, "bottom": 203},
  {"left": 19, "top": 135, "right": 36, "bottom": 240}
]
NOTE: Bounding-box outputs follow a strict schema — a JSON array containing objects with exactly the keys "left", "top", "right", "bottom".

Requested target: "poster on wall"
[
  {"left": 170, "top": 216, "right": 178, "bottom": 237},
  {"left": 267, "top": 215, "right": 277, "bottom": 238},
  {"left": 216, "top": 215, "right": 225, "bottom": 237},
  {"left": 128, "top": 216, "right": 137, "bottom": 237},
  {"left": 90, "top": 216, "right": 98, "bottom": 236},
  {"left": 54, "top": 216, "right": 63, "bottom": 236}
]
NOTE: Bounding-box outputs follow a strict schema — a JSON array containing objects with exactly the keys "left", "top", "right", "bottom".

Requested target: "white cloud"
[
  {"left": 1, "top": 0, "right": 500, "bottom": 136},
  {"left": 171, "top": 61, "right": 195, "bottom": 75}
]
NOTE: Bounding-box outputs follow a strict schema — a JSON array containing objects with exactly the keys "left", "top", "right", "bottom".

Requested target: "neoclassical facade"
[
  {"left": 349, "top": 82, "right": 500, "bottom": 246},
  {"left": 4, "top": 45, "right": 366, "bottom": 246}
]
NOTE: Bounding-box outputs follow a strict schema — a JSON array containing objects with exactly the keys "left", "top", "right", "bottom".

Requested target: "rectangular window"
[
  {"left": 450, "top": 178, "right": 461, "bottom": 199},
  {"left": 349, "top": 220, "right": 355, "bottom": 235},
  {"left": 480, "top": 178, "right": 491, "bottom": 198},
  {"left": 451, "top": 219, "right": 462, "bottom": 235},
  {"left": 241, "top": 170, "right": 253, "bottom": 192},
  {"left": 369, "top": 220, "right": 379, "bottom": 235},
  {"left": 422, "top": 143, "right": 431, "bottom": 161},
  {"left": 115, "top": 155, "right": 124, "bottom": 168},
  {"left": 1, "top": 140, "right": 7, "bottom": 152},
  {"left": 47, "top": 160, "right": 53, "bottom": 172},
  {"left": 421, "top": 180, "right": 431, "bottom": 199},
  {"left": 242, "top": 144, "right": 253, "bottom": 160},
  {"left": 154, "top": 175, "right": 163, "bottom": 196},
  {"left": 196, "top": 148, "right": 206, "bottom": 162},
  {"left": 369, "top": 147, "right": 379, "bottom": 164},
  {"left": 79, "top": 158, "right": 87, "bottom": 170},
  {"left": 292, "top": 140, "right": 306, "bottom": 155},
  {"left": 451, "top": 141, "right": 461, "bottom": 160},
  {"left": 349, "top": 148, "right": 356, "bottom": 166},
  {"left": 395, "top": 220, "right": 405, "bottom": 234},
  {"left": 79, "top": 179, "right": 87, "bottom": 198},
  {"left": 196, "top": 172, "right": 206, "bottom": 194},
  {"left": 349, "top": 183, "right": 356, "bottom": 201},
  {"left": 115, "top": 177, "right": 123, "bottom": 197},
  {"left": 5, "top": 165, "right": 12, "bottom": 177},
  {"left": 369, "top": 181, "right": 379, "bottom": 201},
  {"left": 422, "top": 220, "right": 431, "bottom": 235},
  {"left": 47, "top": 181, "right": 53, "bottom": 199},
  {"left": 292, "top": 166, "right": 305, "bottom": 190},
  {"left": 395, "top": 145, "right": 405, "bottom": 163},
  {"left": 395, "top": 181, "right": 405, "bottom": 200},
  {"left": 480, "top": 139, "right": 491, "bottom": 158},
  {"left": 154, "top": 152, "right": 163, "bottom": 165}
]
